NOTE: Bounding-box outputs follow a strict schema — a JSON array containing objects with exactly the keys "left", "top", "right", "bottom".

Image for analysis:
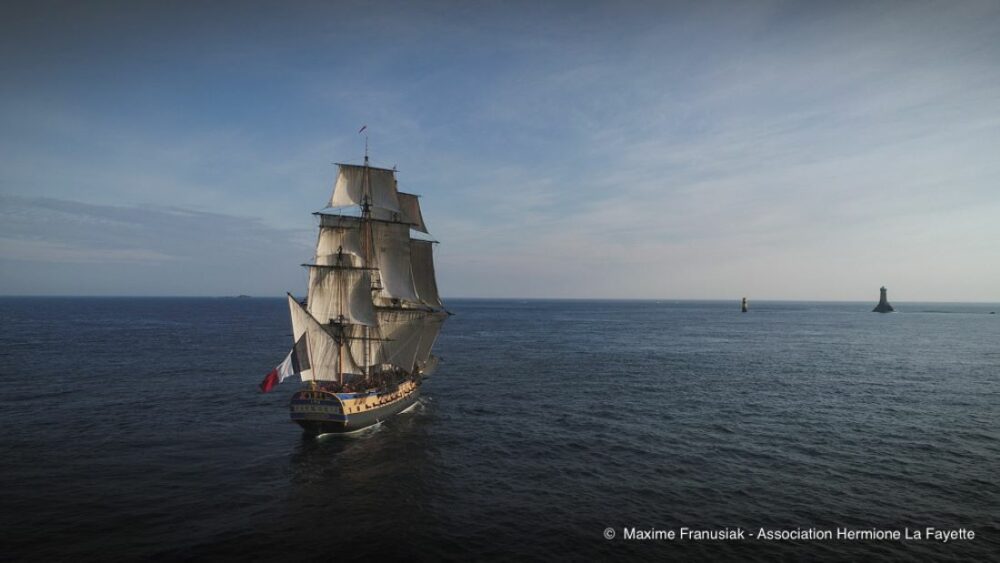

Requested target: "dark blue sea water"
[{"left": 1, "top": 298, "right": 998, "bottom": 561}]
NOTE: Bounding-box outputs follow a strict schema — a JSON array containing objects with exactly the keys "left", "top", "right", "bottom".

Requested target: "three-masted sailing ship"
[{"left": 282, "top": 152, "right": 448, "bottom": 435}]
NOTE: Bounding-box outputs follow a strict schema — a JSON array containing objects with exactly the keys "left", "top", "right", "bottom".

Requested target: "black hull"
[{"left": 291, "top": 386, "right": 420, "bottom": 436}]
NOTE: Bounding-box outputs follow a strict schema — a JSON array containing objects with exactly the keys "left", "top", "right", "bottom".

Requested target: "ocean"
[{"left": 1, "top": 297, "right": 997, "bottom": 561}]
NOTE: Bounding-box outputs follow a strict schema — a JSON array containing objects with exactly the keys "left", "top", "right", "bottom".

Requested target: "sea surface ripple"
[{"left": 0, "top": 298, "right": 997, "bottom": 560}]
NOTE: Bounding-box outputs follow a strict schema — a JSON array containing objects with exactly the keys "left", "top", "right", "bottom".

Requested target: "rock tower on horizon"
[{"left": 872, "top": 286, "right": 894, "bottom": 313}]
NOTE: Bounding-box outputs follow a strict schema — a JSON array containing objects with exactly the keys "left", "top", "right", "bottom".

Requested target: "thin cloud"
[
  {"left": 0, "top": 196, "right": 314, "bottom": 296},
  {"left": 1, "top": 1, "right": 999, "bottom": 299}
]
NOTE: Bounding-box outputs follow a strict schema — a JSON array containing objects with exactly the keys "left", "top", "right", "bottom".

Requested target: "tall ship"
[{"left": 273, "top": 150, "right": 448, "bottom": 435}]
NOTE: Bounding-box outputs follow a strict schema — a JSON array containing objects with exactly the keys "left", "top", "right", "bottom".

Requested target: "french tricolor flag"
[{"left": 260, "top": 334, "right": 311, "bottom": 393}]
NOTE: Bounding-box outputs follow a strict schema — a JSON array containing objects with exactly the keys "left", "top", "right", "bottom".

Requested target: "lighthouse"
[{"left": 872, "top": 286, "right": 894, "bottom": 313}]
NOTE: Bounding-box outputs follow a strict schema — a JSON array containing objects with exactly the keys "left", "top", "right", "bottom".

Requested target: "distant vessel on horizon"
[
  {"left": 872, "top": 286, "right": 894, "bottom": 313},
  {"left": 262, "top": 148, "right": 448, "bottom": 435}
]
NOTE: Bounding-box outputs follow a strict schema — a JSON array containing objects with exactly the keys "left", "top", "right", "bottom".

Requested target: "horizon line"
[{"left": 1, "top": 294, "right": 999, "bottom": 304}]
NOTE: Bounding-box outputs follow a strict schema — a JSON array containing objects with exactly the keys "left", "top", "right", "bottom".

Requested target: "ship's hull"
[{"left": 289, "top": 380, "right": 420, "bottom": 436}]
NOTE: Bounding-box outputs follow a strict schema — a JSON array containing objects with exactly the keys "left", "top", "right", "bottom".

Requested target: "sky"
[{"left": 1, "top": 0, "right": 998, "bottom": 300}]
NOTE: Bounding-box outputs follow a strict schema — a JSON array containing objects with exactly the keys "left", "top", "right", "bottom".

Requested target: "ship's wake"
[{"left": 315, "top": 420, "right": 385, "bottom": 440}]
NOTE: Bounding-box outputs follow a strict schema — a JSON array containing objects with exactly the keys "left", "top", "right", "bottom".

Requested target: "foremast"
[{"left": 291, "top": 148, "right": 447, "bottom": 391}]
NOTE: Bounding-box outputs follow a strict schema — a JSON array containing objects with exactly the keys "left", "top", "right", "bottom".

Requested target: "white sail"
[
  {"left": 329, "top": 164, "right": 400, "bottom": 213},
  {"left": 288, "top": 294, "right": 362, "bottom": 381},
  {"left": 373, "top": 222, "right": 419, "bottom": 302},
  {"left": 316, "top": 226, "right": 363, "bottom": 266},
  {"left": 410, "top": 239, "right": 443, "bottom": 308},
  {"left": 415, "top": 312, "right": 447, "bottom": 367},
  {"left": 314, "top": 214, "right": 421, "bottom": 305},
  {"left": 317, "top": 212, "right": 361, "bottom": 229},
  {"left": 306, "top": 266, "right": 377, "bottom": 326},
  {"left": 370, "top": 309, "right": 427, "bottom": 371},
  {"left": 346, "top": 326, "right": 376, "bottom": 369},
  {"left": 398, "top": 192, "right": 428, "bottom": 233}
]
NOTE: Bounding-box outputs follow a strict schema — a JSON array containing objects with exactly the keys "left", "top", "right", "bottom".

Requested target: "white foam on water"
[{"left": 315, "top": 420, "right": 384, "bottom": 439}]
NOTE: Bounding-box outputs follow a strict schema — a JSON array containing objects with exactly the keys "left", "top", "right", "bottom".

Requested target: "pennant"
[{"left": 259, "top": 334, "right": 311, "bottom": 393}]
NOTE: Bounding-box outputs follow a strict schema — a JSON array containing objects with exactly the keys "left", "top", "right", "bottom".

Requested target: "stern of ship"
[{"left": 289, "top": 378, "right": 421, "bottom": 436}]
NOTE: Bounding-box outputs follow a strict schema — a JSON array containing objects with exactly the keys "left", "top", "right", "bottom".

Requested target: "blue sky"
[{"left": 2, "top": 0, "right": 998, "bottom": 300}]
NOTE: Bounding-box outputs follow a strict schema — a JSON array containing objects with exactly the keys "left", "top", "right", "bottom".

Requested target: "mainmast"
[{"left": 360, "top": 143, "right": 373, "bottom": 381}]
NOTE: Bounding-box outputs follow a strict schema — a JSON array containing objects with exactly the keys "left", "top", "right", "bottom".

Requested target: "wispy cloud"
[
  {"left": 419, "top": 2, "right": 1000, "bottom": 299},
  {"left": 0, "top": 238, "right": 180, "bottom": 264},
  {"left": 2, "top": 1, "right": 999, "bottom": 299},
  {"left": 0, "top": 196, "right": 314, "bottom": 295}
]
